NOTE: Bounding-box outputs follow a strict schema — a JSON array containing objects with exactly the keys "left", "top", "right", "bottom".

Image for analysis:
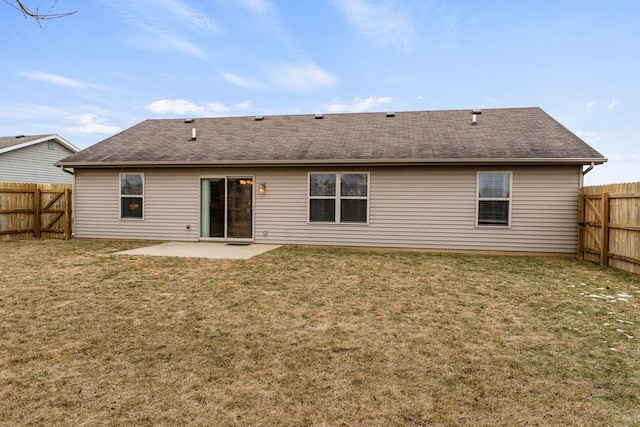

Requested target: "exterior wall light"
[{"left": 258, "top": 182, "right": 267, "bottom": 193}]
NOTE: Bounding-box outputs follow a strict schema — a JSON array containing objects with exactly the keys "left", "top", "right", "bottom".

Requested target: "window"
[
  {"left": 309, "top": 172, "right": 368, "bottom": 223},
  {"left": 120, "top": 173, "right": 144, "bottom": 219},
  {"left": 477, "top": 172, "right": 511, "bottom": 227}
]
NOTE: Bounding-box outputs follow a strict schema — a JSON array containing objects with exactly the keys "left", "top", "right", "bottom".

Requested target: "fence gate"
[
  {"left": 0, "top": 182, "right": 72, "bottom": 241},
  {"left": 577, "top": 193, "right": 608, "bottom": 266},
  {"left": 578, "top": 182, "right": 640, "bottom": 275}
]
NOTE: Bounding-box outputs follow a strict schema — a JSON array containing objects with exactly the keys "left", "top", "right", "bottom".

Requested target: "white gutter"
[{"left": 56, "top": 157, "right": 608, "bottom": 169}]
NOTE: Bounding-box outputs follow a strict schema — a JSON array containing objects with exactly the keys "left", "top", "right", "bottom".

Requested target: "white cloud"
[
  {"left": 204, "top": 103, "right": 231, "bottom": 113},
  {"left": 437, "top": 9, "right": 460, "bottom": 47},
  {"left": 20, "top": 71, "right": 83, "bottom": 88},
  {"left": 104, "top": 0, "right": 219, "bottom": 58},
  {"left": 609, "top": 100, "right": 619, "bottom": 110},
  {"left": 156, "top": 33, "right": 208, "bottom": 59},
  {"left": 237, "top": 0, "right": 276, "bottom": 18},
  {"left": 235, "top": 0, "right": 292, "bottom": 46},
  {"left": 119, "top": 29, "right": 208, "bottom": 58},
  {"left": 584, "top": 153, "right": 640, "bottom": 186},
  {"left": 585, "top": 101, "right": 596, "bottom": 108},
  {"left": 330, "top": 0, "right": 414, "bottom": 49},
  {"left": 575, "top": 131, "right": 600, "bottom": 144},
  {"left": 268, "top": 62, "right": 338, "bottom": 93},
  {"left": 66, "top": 114, "right": 121, "bottom": 134},
  {"left": 146, "top": 99, "right": 205, "bottom": 115},
  {"left": 222, "top": 72, "right": 265, "bottom": 89},
  {"left": 234, "top": 100, "right": 253, "bottom": 110},
  {"left": 327, "top": 96, "right": 392, "bottom": 113},
  {"left": 0, "top": 103, "right": 66, "bottom": 121},
  {"left": 0, "top": 103, "right": 121, "bottom": 144},
  {"left": 483, "top": 97, "right": 499, "bottom": 107},
  {"left": 113, "top": 0, "right": 220, "bottom": 32},
  {"left": 145, "top": 99, "right": 253, "bottom": 116},
  {"left": 157, "top": 0, "right": 220, "bottom": 32},
  {"left": 615, "top": 152, "right": 640, "bottom": 163},
  {"left": 19, "top": 71, "right": 109, "bottom": 90}
]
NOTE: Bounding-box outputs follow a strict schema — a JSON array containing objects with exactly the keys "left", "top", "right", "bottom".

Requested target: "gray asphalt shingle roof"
[
  {"left": 0, "top": 135, "right": 50, "bottom": 151},
  {"left": 57, "top": 108, "right": 605, "bottom": 167}
]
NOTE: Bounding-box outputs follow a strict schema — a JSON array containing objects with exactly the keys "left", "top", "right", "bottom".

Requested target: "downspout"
[
  {"left": 580, "top": 162, "right": 595, "bottom": 188},
  {"left": 61, "top": 166, "right": 74, "bottom": 175},
  {"left": 582, "top": 162, "right": 595, "bottom": 176}
]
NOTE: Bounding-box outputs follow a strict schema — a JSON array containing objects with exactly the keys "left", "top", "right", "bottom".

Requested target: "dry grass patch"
[{"left": 1, "top": 240, "right": 639, "bottom": 426}]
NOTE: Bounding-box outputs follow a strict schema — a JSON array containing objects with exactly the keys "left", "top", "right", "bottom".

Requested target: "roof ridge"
[{"left": 138, "top": 107, "right": 545, "bottom": 122}]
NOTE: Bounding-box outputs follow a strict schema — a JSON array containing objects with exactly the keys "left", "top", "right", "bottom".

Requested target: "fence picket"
[
  {"left": 0, "top": 182, "right": 72, "bottom": 241},
  {"left": 579, "top": 182, "right": 640, "bottom": 275}
]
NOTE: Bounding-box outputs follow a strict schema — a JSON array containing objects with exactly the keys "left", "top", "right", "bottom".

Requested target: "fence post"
[
  {"left": 64, "top": 188, "right": 72, "bottom": 240},
  {"left": 33, "top": 187, "right": 41, "bottom": 238},
  {"left": 600, "top": 192, "right": 610, "bottom": 267}
]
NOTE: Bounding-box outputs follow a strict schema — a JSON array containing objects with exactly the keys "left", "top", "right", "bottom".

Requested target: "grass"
[{"left": 0, "top": 239, "right": 639, "bottom": 426}]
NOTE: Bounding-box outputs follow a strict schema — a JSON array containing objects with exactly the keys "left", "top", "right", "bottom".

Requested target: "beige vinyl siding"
[
  {"left": 74, "top": 165, "right": 581, "bottom": 253},
  {"left": 74, "top": 168, "right": 201, "bottom": 241},
  {"left": 254, "top": 165, "right": 581, "bottom": 253},
  {"left": 0, "top": 141, "right": 74, "bottom": 183}
]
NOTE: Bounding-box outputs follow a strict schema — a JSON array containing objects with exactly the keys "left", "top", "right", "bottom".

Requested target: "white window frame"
[
  {"left": 119, "top": 172, "right": 145, "bottom": 220},
  {"left": 307, "top": 172, "right": 370, "bottom": 224},
  {"left": 476, "top": 171, "right": 512, "bottom": 227}
]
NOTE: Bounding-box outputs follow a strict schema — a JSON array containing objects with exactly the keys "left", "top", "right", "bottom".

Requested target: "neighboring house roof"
[
  {"left": 0, "top": 134, "right": 79, "bottom": 155},
  {"left": 57, "top": 107, "right": 605, "bottom": 168}
]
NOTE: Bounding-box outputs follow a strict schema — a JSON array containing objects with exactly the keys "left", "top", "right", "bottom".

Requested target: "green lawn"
[{"left": 1, "top": 240, "right": 638, "bottom": 426}]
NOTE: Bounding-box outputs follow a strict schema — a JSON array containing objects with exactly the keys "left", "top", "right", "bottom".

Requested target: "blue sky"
[{"left": 0, "top": 0, "right": 638, "bottom": 185}]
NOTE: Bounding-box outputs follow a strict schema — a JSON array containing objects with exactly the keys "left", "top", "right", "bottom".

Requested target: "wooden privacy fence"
[
  {"left": 578, "top": 182, "right": 640, "bottom": 275},
  {"left": 0, "top": 182, "right": 72, "bottom": 241}
]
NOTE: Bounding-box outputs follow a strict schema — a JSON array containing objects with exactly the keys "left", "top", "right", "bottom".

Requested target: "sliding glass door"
[{"left": 200, "top": 177, "right": 253, "bottom": 239}]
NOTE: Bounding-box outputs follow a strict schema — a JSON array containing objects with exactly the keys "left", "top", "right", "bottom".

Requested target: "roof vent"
[
  {"left": 315, "top": 113, "right": 324, "bottom": 119},
  {"left": 191, "top": 128, "right": 196, "bottom": 141},
  {"left": 471, "top": 109, "right": 481, "bottom": 126},
  {"left": 184, "top": 118, "right": 194, "bottom": 123},
  {"left": 254, "top": 116, "right": 264, "bottom": 121},
  {"left": 386, "top": 112, "right": 395, "bottom": 117},
  {"left": 15, "top": 135, "right": 25, "bottom": 138}
]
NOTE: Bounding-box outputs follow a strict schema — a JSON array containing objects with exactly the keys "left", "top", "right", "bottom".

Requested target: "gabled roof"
[
  {"left": 57, "top": 107, "right": 605, "bottom": 168},
  {"left": 0, "top": 134, "right": 79, "bottom": 155}
]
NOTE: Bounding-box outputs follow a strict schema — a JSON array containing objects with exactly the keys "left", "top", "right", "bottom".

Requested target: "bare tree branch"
[{"left": 3, "top": 0, "right": 77, "bottom": 27}]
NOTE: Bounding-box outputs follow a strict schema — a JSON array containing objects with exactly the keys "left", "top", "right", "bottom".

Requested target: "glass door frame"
[{"left": 199, "top": 175, "right": 255, "bottom": 242}]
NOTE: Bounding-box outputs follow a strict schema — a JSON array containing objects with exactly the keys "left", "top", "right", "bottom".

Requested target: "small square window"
[
  {"left": 341, "top": 173, "right": 368, "bottom": 197},
  {"left": 310, "top": 199, "right": 336, "bottom": 222},
  {"left": 310, "top": 174, "right": 336, "bottom": 197},
  {"left": 340, "top": 199, "right": 367, "bottom": 223}
]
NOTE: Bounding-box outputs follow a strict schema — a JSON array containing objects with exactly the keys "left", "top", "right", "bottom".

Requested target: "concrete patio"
[{"left": 115, "top": 241, "right": 282, "bottom": 260}]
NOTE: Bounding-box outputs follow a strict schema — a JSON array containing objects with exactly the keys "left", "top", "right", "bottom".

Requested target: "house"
[
  {"left": 57, "top": 107, "right": 605, "bottom": 253},
  {"left": 0, "top": 134, "right": 79, "bottom": 184}
]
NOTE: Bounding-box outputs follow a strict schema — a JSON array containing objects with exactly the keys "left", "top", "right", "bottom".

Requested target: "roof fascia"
[
  {"left": 50, "top": 134, "right": 80, "bottom": 153},
  {"left": 56, "top": 157, "right": 608, "bottom": 168},
  {"left": 0, "top": 135, "right": 79, "bottom": 155}
]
